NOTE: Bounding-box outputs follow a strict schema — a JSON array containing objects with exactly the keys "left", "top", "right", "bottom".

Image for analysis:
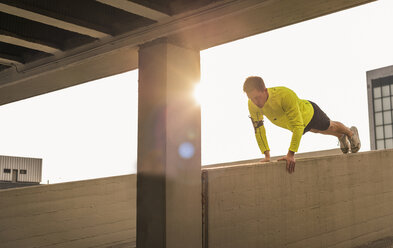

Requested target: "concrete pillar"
[{"left": 137, "top": 38, "right": 202, "bottom": 248}]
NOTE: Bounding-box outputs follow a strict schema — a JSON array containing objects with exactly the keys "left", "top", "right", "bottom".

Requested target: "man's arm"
[
  {"left": 282, "top": 89, "right": 305, "bottom": 151},
  {"left": 280, "top": 89, "right": 305, "bottom": 173},
  {"left": 248, "top": 101, "right": 270, "bottom": 161},
  {"left": 283, "top": 104, "right": 305, "bottom": 153}
]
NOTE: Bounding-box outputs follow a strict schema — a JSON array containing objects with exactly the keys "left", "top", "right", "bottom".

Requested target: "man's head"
[{"left": 243, "top": 76, "right": 268, "bottom": 108}]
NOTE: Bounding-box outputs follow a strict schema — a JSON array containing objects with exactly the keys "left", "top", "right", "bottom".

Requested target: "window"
[
  {"left": 3, "top": 169, "right": 11, "bottom": 173},
  {"left": 372, "top": 75, "right": 393, "bottom": 150},
  {"left": 20, "top": 170, "right": 27, "bottom": 174}
]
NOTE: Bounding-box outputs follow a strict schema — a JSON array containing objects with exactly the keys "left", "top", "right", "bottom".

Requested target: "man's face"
[{"left": 247, "top": 88, "right": 268, "bottom": 108}]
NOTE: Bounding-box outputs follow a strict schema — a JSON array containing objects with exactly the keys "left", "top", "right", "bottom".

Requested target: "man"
[{"left": 244, "top": 76, "right": 361, "bottom": 173}]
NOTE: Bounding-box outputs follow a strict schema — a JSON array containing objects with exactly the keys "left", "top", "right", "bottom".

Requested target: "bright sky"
[{"left": 0, "top": 0, "right": 392, "bottom": 184}]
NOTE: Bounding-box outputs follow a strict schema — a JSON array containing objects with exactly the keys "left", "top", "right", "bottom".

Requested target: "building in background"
[
  {"left": 0, "top": 155, "right": 42, "bottom": 189},
  {"left": 367, "top": 65, "right": 393, "bottom": 150}
]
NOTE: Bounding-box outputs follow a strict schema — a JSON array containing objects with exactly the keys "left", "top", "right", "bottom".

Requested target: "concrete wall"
[
  {"left": 0, "top": 175, "right": 136, "bottom": 248},
  {"left": 203, "top": 149, "right": 393, "bottom": 248},
  {"left": 2, "top": 150, "right": 393, "bottom": 248}
]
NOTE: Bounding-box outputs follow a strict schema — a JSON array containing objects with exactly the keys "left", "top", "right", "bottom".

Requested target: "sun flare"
[{"left": 193, "top": 82, "right": 204, "bottom": 105}]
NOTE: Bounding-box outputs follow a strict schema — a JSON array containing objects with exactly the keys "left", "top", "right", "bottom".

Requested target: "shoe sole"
[
  {"left": 341, "top": 148, "right": 349, "bottom": 154},
  {"left": 350, "top": 127, "right": 361, "bottom": 153},
  {"left": 339, "top": 135, "right": 350, "bottom": 154},
  {"left": 352, "top": 146, "right": 360, "bottom": 153}
]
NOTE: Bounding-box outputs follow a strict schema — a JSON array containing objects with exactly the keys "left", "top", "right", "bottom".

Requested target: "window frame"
[{"left": 372, "top": 75, "right": 393, "bottom": 150}]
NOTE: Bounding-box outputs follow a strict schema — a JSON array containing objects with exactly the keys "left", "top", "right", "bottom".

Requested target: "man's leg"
[
  {"left": 310, "top": 121, "right": 360, "bottom": 153},
  {"left": 310, "top": 121, "right": 352, "bottom": 138}
]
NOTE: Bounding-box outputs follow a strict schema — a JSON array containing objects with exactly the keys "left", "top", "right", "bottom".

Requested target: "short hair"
[{"left": 243, "top": 76, "right": 266, "bottom": 94}]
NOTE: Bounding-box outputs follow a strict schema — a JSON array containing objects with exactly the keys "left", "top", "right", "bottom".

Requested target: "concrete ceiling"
[{"left": 0, "top": 0, "right": 375, "bottom": 105}]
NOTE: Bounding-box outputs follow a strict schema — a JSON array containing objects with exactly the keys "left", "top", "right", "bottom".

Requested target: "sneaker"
[
  {"left": 349, "top": 126, "right": 361, "bottom": 153},
  {"left": 338, "top": 134, "right": 350, "bottom": 154}
]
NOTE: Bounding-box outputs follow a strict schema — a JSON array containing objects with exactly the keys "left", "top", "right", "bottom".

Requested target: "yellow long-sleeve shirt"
[{"left": 248, "top": 86, "right": 314, "bottom": 153}]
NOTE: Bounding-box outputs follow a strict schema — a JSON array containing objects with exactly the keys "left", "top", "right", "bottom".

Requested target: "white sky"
[{"left": 0, "top": 0, "right": 392, "bottom": 183}]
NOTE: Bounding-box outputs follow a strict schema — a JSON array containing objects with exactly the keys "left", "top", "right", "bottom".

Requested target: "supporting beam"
[
  {"left": 0, "top": 3, "right": 109, "bottom": 39},
  {"left": 0, "top": 45, "right": 138, "bottom": 106},
  {"left": 137, "top": 38, "right": 202, "bottom": 248},
  {"left": 97, "top": 0, "right": 170, "bottom": 21},
  {"left": 0, "top": 34, "right": 60, "bottom": 54}
]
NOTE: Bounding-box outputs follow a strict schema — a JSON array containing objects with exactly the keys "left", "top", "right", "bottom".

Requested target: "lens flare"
[
  {"left": 193, "top": 82, "right": 203, "bottom": 105},
  {"left": 178, "top": 142, "right": 195, "bottom": 159}
]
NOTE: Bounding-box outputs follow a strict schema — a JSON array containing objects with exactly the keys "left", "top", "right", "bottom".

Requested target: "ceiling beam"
[
  {"left": 0, "top": 34, "right": 60, "bottom": 54},
  {"left": 0, "top": 56, "right": 23, "bottom": 67},
  {"left": 0, "top": 3, "right": 110, "bottom": 39},
  {"left": 96, "top": 0, "right": 170, "bottom": 21}
]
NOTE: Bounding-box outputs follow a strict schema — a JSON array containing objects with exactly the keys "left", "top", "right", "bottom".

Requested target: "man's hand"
[
  {"left": 260, "top": 150, "right": 270, "bottom": 163},
  {"left": 278, "top": 151, "right": 296, "bottom": 173}
]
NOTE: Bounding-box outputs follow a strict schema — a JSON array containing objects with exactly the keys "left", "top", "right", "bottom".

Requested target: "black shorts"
[{"left": 303, "top": 101, "right": 331, "bottom": 134}]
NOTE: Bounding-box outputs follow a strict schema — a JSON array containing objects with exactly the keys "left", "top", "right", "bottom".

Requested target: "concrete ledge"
[
  {"left": 203, "top": 149, "right": 393, "bottom": 248},
  {"left": 203, "top": 148, "right": 343, "bottom": 168}
]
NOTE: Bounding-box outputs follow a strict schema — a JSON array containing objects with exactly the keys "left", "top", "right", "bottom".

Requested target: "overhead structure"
[
  {"left": 0, "top": 2, "right": 110, "bottom": 38},
  {"left": 0, "top": 0, "right": 375, "bottom": 105},
  {"left": 96, "top": 0, "right": 171, "bottom": 21}
]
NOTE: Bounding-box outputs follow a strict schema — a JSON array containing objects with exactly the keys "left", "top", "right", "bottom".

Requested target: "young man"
[{"left": 244, "top": 76, "right": 361, "bottom": 173}]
